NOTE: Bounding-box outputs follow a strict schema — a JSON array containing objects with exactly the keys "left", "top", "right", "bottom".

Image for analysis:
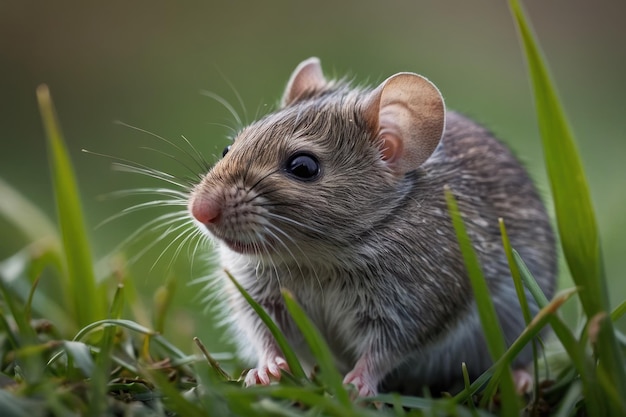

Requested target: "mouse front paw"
[
  {"left": 244, "top": 356, "right": 289, "bottom": 386},
  {"left": 343, "top": 367, "right": 378, "bottom": 398},
  {"left": 513, "top": 368, "right": 534, "bottom": 394}
]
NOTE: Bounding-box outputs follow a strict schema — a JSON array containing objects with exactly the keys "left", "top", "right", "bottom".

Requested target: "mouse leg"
[{"left": 343, "top": 354, "right": 379, "bottom": 398}]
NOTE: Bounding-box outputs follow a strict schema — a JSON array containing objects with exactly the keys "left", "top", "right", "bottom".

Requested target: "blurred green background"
[{"left": 1, "top": 1, "right": 625, "bottom": 353}]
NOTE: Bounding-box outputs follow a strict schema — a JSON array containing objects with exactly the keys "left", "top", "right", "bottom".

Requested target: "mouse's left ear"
[
  {"left": 362, "top": 73, "right": 445, "bottom": 175},
  {"left": 281, "top": 57, "right": 328, "bottom": 107}
]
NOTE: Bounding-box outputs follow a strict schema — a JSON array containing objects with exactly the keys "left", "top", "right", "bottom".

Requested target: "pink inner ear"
[{"left": 379, "top": 132, "right": 402, "bottom": 164}]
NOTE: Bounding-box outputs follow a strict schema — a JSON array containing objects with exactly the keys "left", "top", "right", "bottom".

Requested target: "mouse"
[{"left": 188, "top": 57, "right": 557, "bottom": 397}]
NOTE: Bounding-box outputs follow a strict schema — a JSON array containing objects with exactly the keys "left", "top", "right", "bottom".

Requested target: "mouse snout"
[{"left": 189, "top": 194, "right": 221, "bottom": 225}]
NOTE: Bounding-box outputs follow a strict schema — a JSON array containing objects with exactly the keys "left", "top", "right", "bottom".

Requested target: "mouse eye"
[
  {"left": 222, "top": 145, "right": 231, "bottom": 157},
  {"left": 284, "top": 153, "right": 320, "bottom": 181}
]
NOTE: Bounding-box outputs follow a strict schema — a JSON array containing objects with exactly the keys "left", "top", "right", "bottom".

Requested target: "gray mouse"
[{"left": 188, "top": 57, "right": 557, "bottom": 397}]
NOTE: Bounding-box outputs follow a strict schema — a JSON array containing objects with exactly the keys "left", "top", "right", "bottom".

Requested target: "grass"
[{"left": 0, "top": 1, "right": 624, "bottom": 415}]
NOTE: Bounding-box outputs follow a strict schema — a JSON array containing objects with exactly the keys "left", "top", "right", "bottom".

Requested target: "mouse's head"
[{"left": 189, "top": 57, "right": 445, "bottom": 263}]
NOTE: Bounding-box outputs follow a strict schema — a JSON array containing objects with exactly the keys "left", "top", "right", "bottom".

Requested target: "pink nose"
[{"left": 190, "top": 196, "right": 221, "bottom": 225}]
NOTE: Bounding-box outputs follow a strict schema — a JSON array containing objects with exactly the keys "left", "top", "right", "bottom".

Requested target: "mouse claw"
[{"left": 244, "top": 356, "right": 289, "bottom": 387}]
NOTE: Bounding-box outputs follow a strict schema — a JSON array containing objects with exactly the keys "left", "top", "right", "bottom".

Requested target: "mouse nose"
[{"left": 190, "top": 195, "right": 221, "bottom": 225}]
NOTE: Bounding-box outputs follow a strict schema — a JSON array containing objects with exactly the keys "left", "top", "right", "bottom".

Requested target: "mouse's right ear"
[
  {"left": 363, "top": 73, "right": 445, "bottom": 176},
  {"left": 281, "top": 57, "right": 328, "bottom": 107}
]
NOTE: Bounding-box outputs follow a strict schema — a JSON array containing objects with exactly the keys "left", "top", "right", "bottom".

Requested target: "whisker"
[
  {"left": 260, "top": 227, "right": 298, "bottom": 282},
  {"left": 180, "top": 134, "right": 212, "bottom": 171},
  {"left": 88, "top": 121, "right": 218, "bottom": 283},
  {"left": 104, "top": 187, "right": 189, "bottom": 200},
  {"left": 109, "top": 211, "right": 190, "bottom": 257},
  {"left": 215, "top": 66, "right": 249, "bottom": 125},
  {"left": 114, "top": 120, "right": 209, "bottom": 174},
  {"left": 137, "top": 146, "right": 206, "bottom": 181},
  {"left": 264, "top": 211, "right": 323, "bottom": 235},
  {"left": 264, "top": 221, "right": 323, "bottom": 294},
  {"left": 112, "top": 163, "right": 191, "bottom": 190},
  {"left": 96, "top": 199, "right": 187, "bottom": 229},
  {"left": 243, "top": 169, "right": 282, "bottom": 197},
  {"left": 156, "top": 219, "right": 201, "bottom": 272},
  {"left": 263, "top": 223, "right": 305, "bottom": 261},
  {"left": 120, "top": 199, "right": 187, "bottom": 212},
  {"left": 133, "top": 218, "right": 195, "bottom": 268},
  {"left": 200, "top": 90, "right": 243, "bottom": 128},
  {"left": 83, "top": 149, "right": 189, "bottom": 187},
  {"left": 176, "top": 224, "right": 204, "bottom": 262},
  {"left": 257, "top": 232, "right": 284, "bottom": 287},
  {"left": 206, "top": 122, "right": 238, "bottom": 139}
]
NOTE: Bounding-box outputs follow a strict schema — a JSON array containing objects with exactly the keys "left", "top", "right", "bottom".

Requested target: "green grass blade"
[
  {"left": 0, "top": 281, "right": 37, "bottom": 347},
  {"left": 224, "top": 270, "right": 307, "bottom": 381},
  {"left": 512, "top": 249, "right": 549, "bottom": 308},
  {"left": 153, "top": 275, "right": 176, "bottom": 334},
  {"left": 444, "top": 186, "right": 518, "bottom": 413},
  {"left": 499, "top": 220, "right": 540, "bottom": 397},
  {"left": 36, "top": 85, "right": 105, "bottom": 327},
  {"left": 508, "top": 1, "right": 626, "bottom": 411},
  {"left": 281, "top": 289, "right": 351, "bottom": 407},
  {"left": 72, "top": 318, "right": 156, "bottom": 342},
  {"left": 554, "top": 380, "right": 583, "bottom": 417},
  {"left": 88, "top": 284, "right": 125, "bottom": 416},
  {"left": 512, "top": 248, "right": 605, "bottom": 415},
  {"left": 499, "top": 220, "right": 533, "bottom": 326},
  {"left": 508, "top": 1, "right": 603, "bottom": 317},
  {"left": 62, "top": 341, "right": 95, "bottom": 378},
  {"left": 0, "top": 311, "right": 20, "bottom": 352},
  {"left": 611, "top": 299, "right": 626, "bottom": 322}
]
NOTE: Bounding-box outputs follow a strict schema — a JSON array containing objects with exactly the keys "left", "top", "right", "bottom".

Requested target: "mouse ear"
[
  {"left": 281, "top": 57, "right": 328, "bottom": 107},
  {"left": 362, "top": 73, "right": 445, "bottom": 175}
]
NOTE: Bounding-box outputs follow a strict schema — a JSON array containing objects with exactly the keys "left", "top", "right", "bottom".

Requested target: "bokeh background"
[{"left": 1, "top": 1, "right": 625, "bottom": 353}]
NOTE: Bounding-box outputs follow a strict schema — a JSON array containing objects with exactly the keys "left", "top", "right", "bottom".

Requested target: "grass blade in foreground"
[
  {"left": 499, "top": 219, "right": 539, "bottom": 401},
  {"left": 282, "top": 290, "right": 352, "bottom": 408},
  {"left": 508, "top": 0, "right": 605, "bottom": 320},
  {"left": 508, "top": 0, "right": 626, "bottom": 413},
  {"left": 444, "top": 186, "right": 518, "bottom": 413},
  {"left": 36, "top": 85, "right": 105, "bottom": 328}
]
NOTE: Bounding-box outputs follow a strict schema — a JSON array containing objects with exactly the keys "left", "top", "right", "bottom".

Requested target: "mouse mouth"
[
  {"left": 221, "top": 236, "right": 277, "bottom": 255},
  {"left": 222, "top": 238, "right": 258, "bottom": 254}
]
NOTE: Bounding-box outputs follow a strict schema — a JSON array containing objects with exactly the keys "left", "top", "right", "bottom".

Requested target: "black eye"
[
  {"left": 222, "top": 145, "right": 231, "bottom": 157},
  {"left": 285, "top": 153, "right": 320, "bottom": 181}
]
